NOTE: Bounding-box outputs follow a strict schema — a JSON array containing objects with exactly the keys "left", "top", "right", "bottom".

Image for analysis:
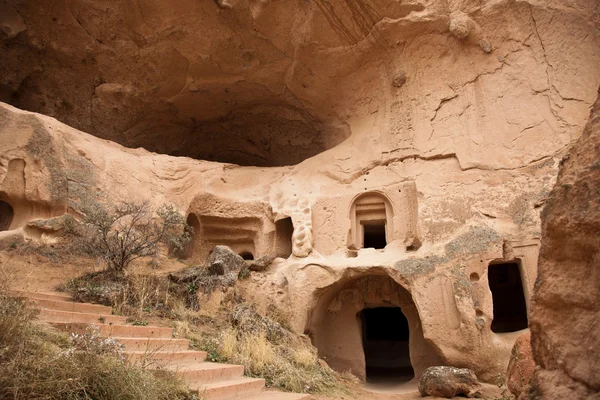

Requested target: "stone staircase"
[{"left": 13, "top": 290, "right": 311, "bottom": 400}]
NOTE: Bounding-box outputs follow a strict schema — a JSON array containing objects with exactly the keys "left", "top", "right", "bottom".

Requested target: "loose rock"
[
  {"left": 206, "top": 245, "right": 245, "bottom": 275},
  {"left": 247, "top": 255, "right": 276, "bottom": 272},
  {"left": 506, "top": 332, "right": 535, "bottom": 398},
  {"left": 418, "top": 366, "right": 481, "bottom": 398}
]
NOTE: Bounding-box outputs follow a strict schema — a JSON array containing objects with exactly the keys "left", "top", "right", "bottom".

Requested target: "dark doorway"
[
  {"left": 488, "top": 262, "right": 528, "bottom": 332},
  {"left": 360, "top": 307, "right": 413, "bottom": 383},
  {"left": 363, "top": 222, "right": 386, "bottom": 249},
  {"left": 184, "top": 213, "right": 201, "bottom": 258},
  {"left": 275, "top": 217, "right": 293, "bottom": 258},
  {"left": 0, "top": 201, "right": 14, "bottom": 231},
  {"left": 239, "top": 251, "right": 254, "bottom": 260}
]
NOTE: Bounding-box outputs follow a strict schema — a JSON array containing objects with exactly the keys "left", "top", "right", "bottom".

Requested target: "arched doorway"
[
  {"left": 307, "top": 273, "right": 440, "bottom": 383},
  {"left": 0, "top": 200, "right": 14, "bottom": 231},
  {"left": 348, "top": 192, "right": 394, "bottom": 250}
]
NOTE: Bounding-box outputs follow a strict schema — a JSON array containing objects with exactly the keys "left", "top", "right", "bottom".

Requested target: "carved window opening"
[
  {"left": 488, "top": 262, "right": 528, "bottom": 333},
  {"left": 275, "top": 217, "right": 293, "bottom": 258},
  {"left": 350, "top": 193, "right": 393, "bottom": 249},
  {"left": 0, "top": 200, "right": 14, "bottom": 231},
  {"left": 360, "top": 307, "right": 414, "bottom": 383},
  {"left": 363, "top": 222, "right": 387, "bottom": 249}
]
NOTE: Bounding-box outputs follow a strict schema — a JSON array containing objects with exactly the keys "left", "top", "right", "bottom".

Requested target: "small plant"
[
  {"left": 238, "top": 266, "right": 251, "bottom": 280},
  {"left": 71, "top": 200, "right": 193, "bottom": 276},
  {"left": 66, "top": 325, "right": 125, "bottom": 359}
]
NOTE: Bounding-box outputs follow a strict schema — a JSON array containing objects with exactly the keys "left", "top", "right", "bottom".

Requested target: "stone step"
[
  {"left": 51, "top": 322, "right": 173, "bottom": 338},
  {"left": 172, "top": 362, "right": 244, "bottom": 384},
  {"left": 30, "top": 297, "right": 113, "bottom": 314},
  {"left": 116, "top": 337, "right": 190, "bottom": 351},
  {"left": 195, "top": 377, "right": 265, "bottom": 400},
  {"left": 11, "top": 290, "right": 72, "bottom": 302},
  {"left": 240, "top": 392, "right": 312, "bottom": 400},
  {"left": 39, "top": 309, "right": 127, "bottom": 325},
  {"left": 124, "top": 349, "right": 207, "bottom": 365}
]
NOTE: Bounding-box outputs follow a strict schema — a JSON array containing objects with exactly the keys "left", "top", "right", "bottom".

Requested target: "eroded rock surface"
[
  {"left": 1, "top": 1, "right": 599, "bottom": 168},
  {"left": 506, "top": 331, "right": 535, "bottom": 398},
  {"left": 528, "top": 90, "right": 600, "bottom": 399},
  {"left": 418, "top": 366, "right": 481, "bottom": 398}
]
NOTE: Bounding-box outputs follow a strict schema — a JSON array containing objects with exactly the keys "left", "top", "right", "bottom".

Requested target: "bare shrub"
[{"left": 70, "top": 201, "right": 192, "bottom": 275}]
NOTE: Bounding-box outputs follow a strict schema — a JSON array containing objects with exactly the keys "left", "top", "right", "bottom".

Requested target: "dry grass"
[
  {"left": 196, "top": 303, "right": 351, "bottom": 395},
  {"left": 59, "top": 270, "right": 197, "bottom": 320},
  {"left": 0, "top": 267, "right": 195, "bottom": 400}
]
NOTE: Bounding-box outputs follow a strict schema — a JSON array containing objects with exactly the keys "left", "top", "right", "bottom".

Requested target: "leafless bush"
[{"left": 71, "top": 201, "right": 192, "bottom": 275}]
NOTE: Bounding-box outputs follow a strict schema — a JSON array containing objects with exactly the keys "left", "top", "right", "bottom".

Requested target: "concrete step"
[
  {"left": 196, "top": 377, "right": 265, "bottom": 400},
  {"left": 39, "top": 309, "right": 127, "bottom": 325},
  {"left": 30, "top": 297, "right": 113, "bottom": 314},
  {"left": 172, "top": 362, "right": 244, "bottom": 384},
  {"left": 124, "top": 350, "right": 207, "bottom": 365},
  {"left": 116, "top": 337, "right": 190, "bottom": 351},
  {"left": 51, "top": 322, "right": 173, "bottom": 338},
  {"left": 240, "top": 392, "right": 312, "bottom": 400}
]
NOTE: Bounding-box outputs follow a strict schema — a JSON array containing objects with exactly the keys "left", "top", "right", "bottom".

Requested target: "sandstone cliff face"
[
  {"left": 1, "top": 0, "right": 599, "bottom": 169},
  {"left": 528, "top": 90, "right": 600, "bottom": 399},
  {"left": 1, "top": 0, "right": 599, "bottom": 386}
]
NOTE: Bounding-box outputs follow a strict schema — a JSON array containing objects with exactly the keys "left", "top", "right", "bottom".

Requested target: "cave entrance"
[
  {"left": 307, "top": 274, "right": 441, "bottom": 383},
  {"left": 363, "top": 222, "right": 387, "bottom": 249},
  {"left": 0, "top": 200, "right": 14, "bottom": 231},
  {"left": 239, "top": 251, "right": 254, "bottom": 260},
  {"left": 488, "top": 262, "right": 528, "bottom": 333},
  {"left": 360, "top": 307, "right": 413, "bottom": 383}
]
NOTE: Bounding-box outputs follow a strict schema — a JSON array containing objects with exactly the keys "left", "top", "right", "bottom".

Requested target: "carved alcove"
[{"left": 348, "top": 192, "right": 394, "bottom": 250}]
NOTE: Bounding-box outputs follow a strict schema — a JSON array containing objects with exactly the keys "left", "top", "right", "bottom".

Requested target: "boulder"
[
  {"left": 506, "top": 332, "right": 535, "bottom": 398},
  {"left": 168, "top": 266, "right": 206, "bottom": 284},
  {"left": 418, "top": 366, "right": 481, "bottom": 398},
  {"left": 206, "top": 245, "right": 245, "bottom": 276},
  {"left": 247, "top": 255, "right": 276, "bottom": 272},
  {"left": 26, "top": 214, "right": 75, "bottom": 234}
]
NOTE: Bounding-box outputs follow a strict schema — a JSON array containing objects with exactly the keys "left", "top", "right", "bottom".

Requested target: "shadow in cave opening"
[{"left": 360, "top": 307, "right": 414, "bottom": 384}]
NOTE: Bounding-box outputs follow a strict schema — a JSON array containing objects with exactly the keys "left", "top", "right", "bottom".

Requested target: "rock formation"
[
  {"left": 527, "top": 90, "right": 600, "bottom": 399},
  {"left": 0, "top": 0, "right": 599, "bottom": 389}
]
